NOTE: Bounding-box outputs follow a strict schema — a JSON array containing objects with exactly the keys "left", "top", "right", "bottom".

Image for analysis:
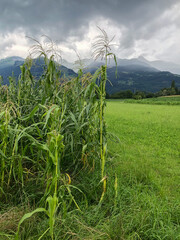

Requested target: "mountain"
[
  {"left": 59, "top": 55, "right": 180, "bottom": 74},
  {"left": 84, "top": 64, "right": 180, "bottom": 94},
  {"left": 1, "top": 56, "right": 180, "bottom": 94},
  {"left": 78, "top": 56, "right": 180, "bottom": 94},
  {"left": 130, "top": 56, "right": 180, "bottom": 75},
  {"left": 64, "top": 56, "right": 159, "bottom": 73},
  {"left": 61, "top": 59, "right": 74, "bottom": 71},
  {"left": 0, "top": 57, "right": 77, "bottom": 85},
  {"left": 150, "top": 60, "right": 180, "bottom": 75},
  {"left": 65, "top": 55, "right": 180, "bottom": 74},
  {"left": 105, "top": 66, "right": 180, "bottom": 94},
  {"left": 0, "top": 56, "right": 24, "bottom": 69}
]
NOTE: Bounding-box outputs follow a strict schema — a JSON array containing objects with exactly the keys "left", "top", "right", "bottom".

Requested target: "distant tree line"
[{"left": 108, "top": 80, "right": 180, "bottom": 99}]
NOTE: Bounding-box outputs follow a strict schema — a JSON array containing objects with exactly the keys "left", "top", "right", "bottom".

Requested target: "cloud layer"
[{"left": 0, "top": 0, "right": 180, "bottom": 62}]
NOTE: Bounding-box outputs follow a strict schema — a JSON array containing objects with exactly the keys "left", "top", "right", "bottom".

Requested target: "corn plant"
[
  {"left": 0, "top": 32, "right": 116, "bottom": 238},
  {"left": 92, "top": 27, "right": 117, "bottom": 203}
]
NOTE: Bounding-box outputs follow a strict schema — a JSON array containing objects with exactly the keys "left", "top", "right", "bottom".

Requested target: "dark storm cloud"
[{"left": 0, "top": 0, "right": 179, "bottom": 50}]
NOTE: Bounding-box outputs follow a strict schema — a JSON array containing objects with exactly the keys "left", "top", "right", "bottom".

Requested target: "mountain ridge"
[
  {"left": 0, "top": 56, "right": 180, "bottom": 94},
  {"left": 60, "top": 55, "right": 180, "bottom": 75},
  {"left": 0, "top": 57, "right": 77, "bottom": 85}
]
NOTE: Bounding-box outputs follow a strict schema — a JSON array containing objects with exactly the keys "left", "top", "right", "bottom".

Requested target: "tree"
[
  {"left": 171, "top": 80, "right": 178, "bottom": 94},
  {"left": 133, "top": 91, "right": 146, "bottom": 99},
  {"left": 171, "top": 80, "right": 175, "bottom": 89}
]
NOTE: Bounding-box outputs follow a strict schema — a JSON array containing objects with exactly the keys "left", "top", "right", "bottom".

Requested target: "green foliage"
[
  {"left": 133, "top": 90, "right": 146, "bottom": 99},
  {"left": 171, "top": 80, "right": 175, "bottom": 89},
  {"left": 0, "top": 38, "right": 108, "bottom": 238},
  {"left": 110, "top": 90, "right": 133, "bottom": 99},
  {"left": 15, "top": 208, "right": 47, "bottom": 240},
  {"left": 125, "top": 96, "right": 180, "bottom": 105},
  {"left": 109, "top": 80, "right": 180, "bottom": 100},
  {"left": 156, "top": 80, "right": 179, "bottom": 96}
]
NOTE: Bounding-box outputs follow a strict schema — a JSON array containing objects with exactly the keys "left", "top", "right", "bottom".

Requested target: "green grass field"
[
  {"left": 1, "top": 97, "right": 180, "bottom": 239},
  {"left": 124, "top": 96, "right": 180, "bottom": 105},
  {"left": 105, "top": 100, "right": 180, "bottom": 239}
]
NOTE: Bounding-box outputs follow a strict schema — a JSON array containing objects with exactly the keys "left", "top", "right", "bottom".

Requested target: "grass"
[
  {"left": 106, "top": 100, "right": 180, "bottom": 197},
  {"left": 105, "top": 100, "right": 180, "bottom": 239},
  {"left": 1, "top": 97, "right": 180, "bottom": 239}
]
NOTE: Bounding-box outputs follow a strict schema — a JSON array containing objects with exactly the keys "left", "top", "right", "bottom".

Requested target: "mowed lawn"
[{"left": 105, "top": 100, "right": 180, "bottom": 239}]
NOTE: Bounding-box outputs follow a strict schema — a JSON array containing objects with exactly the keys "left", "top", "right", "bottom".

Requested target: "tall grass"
[{"left": 0, "top": 30, "right": 115, "bottom": 239}]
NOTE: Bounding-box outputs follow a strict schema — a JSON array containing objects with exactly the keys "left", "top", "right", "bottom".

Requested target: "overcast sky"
[{"left": 0, "top": 0, "right": 180, "bottom": 63}]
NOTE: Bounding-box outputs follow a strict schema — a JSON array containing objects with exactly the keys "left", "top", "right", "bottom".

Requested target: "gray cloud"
[
  {"left": 0, "top": 0, "right": 180, "bottom": 61},
  {"left": 0, "top": 0, "right": 178, "bottom": 37}
]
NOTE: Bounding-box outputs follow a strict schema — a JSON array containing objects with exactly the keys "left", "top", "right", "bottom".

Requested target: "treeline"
[{"left": 108, "top": 80, "right": 180, "bottom": 99}]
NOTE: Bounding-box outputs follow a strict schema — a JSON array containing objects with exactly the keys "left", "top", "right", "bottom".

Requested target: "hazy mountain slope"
[
  {"left": 1, "top": 56, "right": 180, "bottom": 94},
  {"left": 105, "top": 66, "right": 180, "bottom": 94},
  {"left": 150, "top": 60, "right": 180, "bottom": 75},
  {"left": 132, "top": 56, "right": 180, "bottom": 75},
  {"left": 59, "top": 56, "right": 180, "bottom": 75},
  {"left": 0, "top": 57, "right": 77, "bottom": 85},
  {"left": 0, "top": 56, "right": 24, "bottom": 69}
]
